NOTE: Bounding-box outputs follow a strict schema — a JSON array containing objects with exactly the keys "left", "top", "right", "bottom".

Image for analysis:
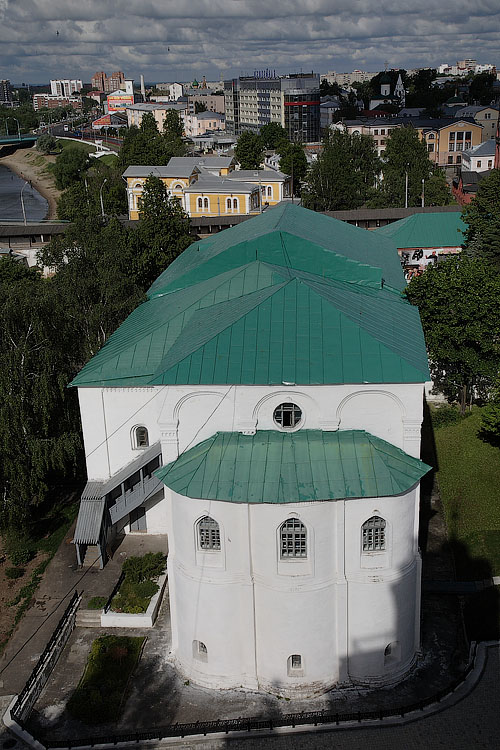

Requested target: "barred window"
[
  {"left": 362, "top": 516, "right": 386, "bottom": 552},
  {"left": 280, "top": 519, "right": 307, "bottom": 559},
  {"left": 134, "top": 426, "right": 149, "bottom": 449},
  {"left": 273, "top": 402, "right": 302, "bottom": 429},
  {"left": 198, "top": 516, "right": 221, "bottom": 550}
]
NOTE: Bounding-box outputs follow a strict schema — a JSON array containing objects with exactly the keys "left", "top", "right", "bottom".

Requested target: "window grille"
[
  {"left": 290, "top": 654, "right": 302, "bottom": 668},
  {"left": 280, "top": 518, "right": 307, "bottom": 558},
  {"left": 135, "top": 426, "right": 149, "bottom": 448},
  {"left": 198, "top": 516, "right": 221, "bottom": 550},
  {"left": 273, "top": 402, "right": 302, "bottom": 429},
  {"left": 362, "top": 516, "right": 386, "bottom": 552}
]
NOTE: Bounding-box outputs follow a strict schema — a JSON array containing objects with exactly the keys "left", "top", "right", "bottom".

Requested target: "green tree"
[
  {"left": 259, "top": 122, "right": 289, "bottom": 150},
  {"left": 234, "top": 131, "right": 264, "bottom": 169},
  {"left": 277, "top": 142, "right": 307, "bottom": 195},
  {"left": 468, "top": 73, "right": 496, "bottom": 106},
  {"left": 0, "top": 258, "right": 82, "bottom": 530},
  {"left": 134, "top": 175, "right": 193, "bottom": 288},
  {"left": 39, "top": 215, "right": 144, "bottom": 361},
  {"left": 303, "top": 130, "right": 380, "bottom": 211},
  {"left": 405, "top": 257, "right": 500, "bottom": 413},
  {"left": 194, "top": 101, "right": 208, "bottom": 114},
  {"left": 373, "top": 126, "right": 450, "bottom": 208},
  {"left": 36, "top": 133, "right": 57, "bottom": 153},
  {"left": 57, "top": 161, "right": 127, "bottom": 221},
  {"left": 480, "top": 377, "right": 500, "bottom": 445},
  {"left": 163, "top": 110, "right": 186, "bottom": 156},
  {"left": 52, "top": 146, "right": 89, "bottom": 189},
  {"left": 462, "top": 169, "right": 500, "bottom": 267}
]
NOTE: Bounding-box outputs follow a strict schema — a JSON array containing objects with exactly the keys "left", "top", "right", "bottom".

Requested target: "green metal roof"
[
  {"left": 156, "top": 430, "right": 431, "bottom": 504},
  {"left": 375, "top": 212, "right": 466, "bottom": 250},
  {"left": 72, "top": 204, "right": 429, "bottom": 388}
]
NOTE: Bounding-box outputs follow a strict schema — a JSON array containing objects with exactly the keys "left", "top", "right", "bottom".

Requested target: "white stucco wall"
[
  {"left": 78, "top": 380, "right": 425, "bottom": 692},
  {"left": 78, "top": 381, "right": 424, "bottom": 483},
  {"left": 166, "top": 487, "right": 421, "bottom": 693}
]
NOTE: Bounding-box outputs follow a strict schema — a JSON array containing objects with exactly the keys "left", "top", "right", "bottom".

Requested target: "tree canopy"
[
  {"left": 462, "top": 169, "right": 500, "bottom": 267},
  {"left": 370, "top": 126, "right": 450, "bottom": 208},
  {"left": 259, "top": 122, "right": 289, "bottom": 150},
  {"left": 52, "top": 146, "right": 89, "bottom": 190},
  {"left": 118, "top": 111, "right": 186, "bottom": 168},
  {"left": 277, "top": 142, "right": 308, "bottom": 195},
  {"left": 302, "top": 130, "right": 380, "bottom": 211},
  {"left": 234, "top": 131, "right": 264, "bottom": 169},
  {"left": 405, "top": 256, "right": 500, "bottom": 412}
]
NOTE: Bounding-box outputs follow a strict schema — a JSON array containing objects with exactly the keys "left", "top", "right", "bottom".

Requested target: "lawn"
[
  {"left": 67, "top": 635, "right": 145, "bottom": 723},
  {"left": 433, "top": 407, "right": 500, "bottom": 578},
  {"left": 55, "top": 138, "right": 96, "bottom": 155},
  {"left": 97, "top": 153, "right": 118, "bottom": 167}
]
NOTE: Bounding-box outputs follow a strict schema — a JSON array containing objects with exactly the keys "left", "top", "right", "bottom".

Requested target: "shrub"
[
  {"left": 5, "top": 567, "right": 24, "bottom": 580},
  {"left": 4, "top": 532, "right": 35, "bottom": 566},
  {"left": 36, "top": 133, "right": 57, "bottom": 153},
  {"left": 122, "top": 552, "right": 166, "bottom": 584},
  {"left": 87, "top": 596, "right": 107, "bottom": 610},
  {"left": 430, "top": 404, "right": 470, "bottom": 430},
  {"left": 111, "top": 579, "right": 159, "bottom": 614}
]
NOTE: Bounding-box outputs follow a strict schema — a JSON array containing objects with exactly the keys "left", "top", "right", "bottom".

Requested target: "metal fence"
[
  {"left": 44, "top": 645, "right": 477, "bottom": 748},
  {"left": 11, "top": 591, "right": 82, "bottom": 725}
]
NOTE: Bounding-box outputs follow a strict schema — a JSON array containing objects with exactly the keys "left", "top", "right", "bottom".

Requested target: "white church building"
[{"left": 72, "top": 204, "right": 430, "bottom": 696}]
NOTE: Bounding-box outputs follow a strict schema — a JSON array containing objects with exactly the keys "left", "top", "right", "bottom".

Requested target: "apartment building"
[
  {"left": 33, "top": 94, "right": 81, "bottom": 111},
  {"left": 224, "top": 73, "right": 320, "bottom": 143},
  {"left": 185, "top": 90, "right": 225, "bottom": 114},
  {"left": 91, "top": 71, "right": 125, "bottom": 93},
  {"left": 50, "top": 79, "right": 83, "bottom": 97},
  {"left": 125, "top": 102, "right": 187, "bottom": 130},
  {"left": 0, "top": 79, "right": 12, "bottom": 103},
  {"left": 454, "top": 105, "right": 499, "bottom": 141}
]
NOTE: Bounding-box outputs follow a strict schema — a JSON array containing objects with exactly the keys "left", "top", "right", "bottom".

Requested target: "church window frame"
[
  {"left": 362, "top": 516, "right": 386, "bottom": 552},
  {"left": 280, "top": 518, "right": 307, "bottom": 559},
  {"left": 287, "top": 653, "right": 304, "bottom": 676},
  {"left": 273, "top": 402, "right": 302, "bottom": 430},
  {"left": 132, "top": 425, "right": 149, "bottom": 450},
  {"left": 193, "top": 639, "right": 208, "bottom": 662},
  {"left": 197, "top": 516, "right": 221, "bottom": 551}
]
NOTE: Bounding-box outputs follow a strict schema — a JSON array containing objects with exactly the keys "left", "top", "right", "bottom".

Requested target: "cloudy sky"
[{"left": 0, "top": 0, "right": 498, "bottom": 85}]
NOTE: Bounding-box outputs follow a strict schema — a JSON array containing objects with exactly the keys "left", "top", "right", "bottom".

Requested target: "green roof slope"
[
  {"left": 72, "top": 204, "right": 429, "bottom": 388},
  {"left": 375, "top": 212, "right": 466, "bottom": 250},
  {"left": 156, "top": 430, "right": 431, "bottom": 504},
  {"left": 149, "top": 203, "right": 405, "bottom": 296}
]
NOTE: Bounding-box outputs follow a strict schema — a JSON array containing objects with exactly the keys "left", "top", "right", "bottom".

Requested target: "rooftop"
[
  {"left": 71, "top": 203, "right": 429, "bottom": 388},
  {"left": 156, "top": 430, "right": 431, "bottom": 504},
  {"left": 375, "top": 212, "right": 466, "bottom": 250}
]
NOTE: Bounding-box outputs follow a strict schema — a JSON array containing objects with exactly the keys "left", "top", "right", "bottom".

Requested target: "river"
[{"left": 0, "top": 163, "right": 48, "bottom": 222}]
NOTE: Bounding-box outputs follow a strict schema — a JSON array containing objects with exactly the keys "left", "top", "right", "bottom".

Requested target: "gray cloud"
[{"left": 0, "top": 0, "right": 498, "bottom": 83}]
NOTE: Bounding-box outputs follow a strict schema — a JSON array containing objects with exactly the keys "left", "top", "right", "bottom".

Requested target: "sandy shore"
[{"left": 0, "top": 145, "right": 62, "bottom": 220}]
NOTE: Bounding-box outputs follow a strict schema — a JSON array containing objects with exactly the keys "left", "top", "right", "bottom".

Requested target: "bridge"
[{"left": 0, "top": 133, "right": 38, "bottom": 147}]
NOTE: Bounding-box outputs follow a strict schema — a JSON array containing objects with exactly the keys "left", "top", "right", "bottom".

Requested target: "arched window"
[
  {"left": 192, "top": 640, "right": 208, "bottom": 662},
  {"left": 273, "top": 402, "right": 302, "bottom": 429},
  {"left": 267, "top": 185, "right": 272, "bottom": 197},
  {"left": 197, "top": 197, "right": 203, "bottom": 209},
  {"left": 197, "top": 516, "right": 221, "bottom": 550},
  {"left": 226, "top": 198, "right": 232, "bottom": 210},
  {"left": 173, "top": 183, "right": 183, "bottom": 190},
  {"left": 203, "top": 197, "right": 209, "bottom": 209},
  {"left": 362, "top": 516, "right": 386, "bottom": 552},
  {"left": 280, "top": 518, "right": 307, "bottom": 559},
  {"left": 232, "top": 198, "right": 238, "bottom": 209},
  {"left": 134, "top": 426, "right": 149, "bottom": 449},
  {"left": 287, "top": 654, "right": 303, "bottom": 675}
]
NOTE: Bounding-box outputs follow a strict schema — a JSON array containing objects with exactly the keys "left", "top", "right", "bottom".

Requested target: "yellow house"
[
  {"left": 123, "top": 157, "right": 266, "bottom": 219},
  {"left": 123, "top": 165, "right": 200, "bottom": 220},
  {"left": 224, "top": 170, "right": 292, "bottom": 206},
  {"left": 183, "top": 176, "right": 261, "bottom": 217},
  {"left": 418, "top": 119, "right": 483, "bottom": 168}
]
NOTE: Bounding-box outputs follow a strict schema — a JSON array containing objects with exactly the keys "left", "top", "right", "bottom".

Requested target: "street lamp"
[
  {"left": 421, "top": 178, "right": 425, "bottom": 208},
  {"left": 20, "top": 180, "right": 30, "bottom": 225},
  {"left": 404, "top": 164, "right": 409, "bottom": 209},
  {"left": 99, "top": 178, "right": 108, "bottom": 218}
]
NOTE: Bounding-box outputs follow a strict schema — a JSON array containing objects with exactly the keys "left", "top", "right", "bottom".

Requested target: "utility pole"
[
  {"left": 421, "top": 178, "right": 425, "bottom": 208},
  {"left": 404, "top": 164, "right": 409, "bottom": 209}
]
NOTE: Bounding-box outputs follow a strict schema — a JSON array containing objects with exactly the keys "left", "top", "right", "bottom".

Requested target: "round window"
[{"left": 273, "top": 402, "right": 302, "bottom": 429}]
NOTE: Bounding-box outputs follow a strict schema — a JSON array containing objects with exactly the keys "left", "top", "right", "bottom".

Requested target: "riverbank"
[{"left": 0, "top": 145, "right": 61, "bottom": 220}]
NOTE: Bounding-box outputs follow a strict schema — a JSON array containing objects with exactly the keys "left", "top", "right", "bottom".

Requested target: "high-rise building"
[
  {"left": 0, "top": 79, "right": 12, "bottom": 103},
  {"left": 224, "top": 72, "right": 320, "bottom": 143},
  {"left": 50, "top": 79, "right": 83, "bottom": 97},
  {"left": 91, "top": 71, "right": 106, "bottom": 91}
]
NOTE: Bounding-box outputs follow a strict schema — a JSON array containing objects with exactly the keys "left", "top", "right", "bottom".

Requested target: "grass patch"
[
  {"left": 435, "top": 408, "right": 500, "bottom": 577},
  {"left": 67, "top": 635, "right": 145, "bottom": 723},
  {"left": 97, "top": 154, "right": 118, "bottom": 167},
  {"left": 87, "top": 596, "right": 107, "bottom": 610},
  {"left": 56, "top": 139, "right": 96, "bottom": 155}
]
